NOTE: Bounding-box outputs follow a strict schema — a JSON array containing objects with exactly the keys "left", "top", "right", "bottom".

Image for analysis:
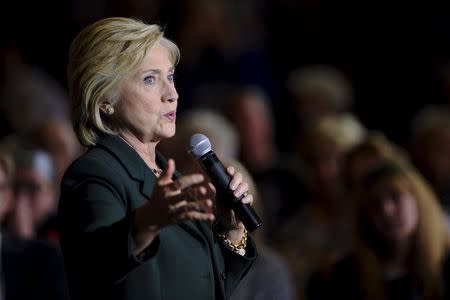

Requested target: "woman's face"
[
  {"left": 367, "top": 177, "right": 419, "bottom": 244},
  {"left": 115, "top": 42, "right": 178, "bottom": 142}
]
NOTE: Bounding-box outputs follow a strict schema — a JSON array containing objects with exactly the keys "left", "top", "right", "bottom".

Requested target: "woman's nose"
[{"left": 162, "top": 82, "right": 178, "bottom": 103}]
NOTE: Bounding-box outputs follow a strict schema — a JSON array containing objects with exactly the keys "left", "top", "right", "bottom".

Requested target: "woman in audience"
[{"left": 309, "top": 160, "right": 450, "bottom": 300}]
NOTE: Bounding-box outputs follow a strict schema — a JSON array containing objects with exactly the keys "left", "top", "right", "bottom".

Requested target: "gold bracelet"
[{"left": 218, "top": 229, "right": 248, "bottom": 256}]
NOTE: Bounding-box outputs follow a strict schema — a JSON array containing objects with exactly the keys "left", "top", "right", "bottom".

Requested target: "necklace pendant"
[
  {"left": 237, "top": 248, "right": 246, "bottom": 256},
  {"left": 152, "top": 168, "right": 162, "bottom": 176}
]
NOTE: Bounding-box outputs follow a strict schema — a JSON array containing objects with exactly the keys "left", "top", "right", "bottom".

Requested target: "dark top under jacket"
[{"left": 58, "top": 134, "right": 257, "bottom": 300}]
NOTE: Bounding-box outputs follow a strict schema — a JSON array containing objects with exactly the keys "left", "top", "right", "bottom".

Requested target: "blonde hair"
[
  {"left": 68, "top": 17, "right": 180, "bottom": 146},
  {"left": 353, "top": 160, "right": 450, "bottom": 300},
  {"left": 177, "top": 109, "right": 239, "bottom": 159},
  {"left": 287, "top": 65, "right": 353, "bottom": 112},
  {"left": 305, "top": 113, "right": 367, "bottom": 154},
  {"left": 344, "top": 131, "right": 410, "bottom": 188}
]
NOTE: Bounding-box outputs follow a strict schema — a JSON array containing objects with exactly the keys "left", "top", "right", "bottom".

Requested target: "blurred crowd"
[{"left": 1, "top": 0, "right": 450, "bottom": 299}]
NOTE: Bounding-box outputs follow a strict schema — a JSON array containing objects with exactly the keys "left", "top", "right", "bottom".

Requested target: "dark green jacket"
[{"left": 58, "top": 135, "right": 256, "bottom": 300}]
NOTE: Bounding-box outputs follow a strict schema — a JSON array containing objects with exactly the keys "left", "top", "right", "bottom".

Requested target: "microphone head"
[{"left": 188, "top": 133, "right": 212, "bottom": 158}]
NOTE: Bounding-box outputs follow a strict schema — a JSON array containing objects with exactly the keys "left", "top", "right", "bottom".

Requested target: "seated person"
[{"left": 308, "top": 160, "right": 450, "bottom": 300}]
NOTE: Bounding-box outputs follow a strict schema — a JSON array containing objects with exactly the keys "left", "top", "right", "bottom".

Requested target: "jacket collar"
[
  {"left": 94, "top": 135, "right": 172, "bottom": 199},
  {"left": 96, "top": 134, "right": 148, "bottom": 181},
  {"left": 96, "top": 135, "right": 209, "bottom": 244}
]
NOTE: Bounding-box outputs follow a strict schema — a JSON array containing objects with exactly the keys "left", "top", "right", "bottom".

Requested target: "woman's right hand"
[{"left": 133, "top": 159, "right": 215, "bottom": 254}]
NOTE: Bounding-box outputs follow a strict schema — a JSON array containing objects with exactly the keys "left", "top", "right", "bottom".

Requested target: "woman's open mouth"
[{"left": 163, "top": 111, "right": 176, "bottom": 122}]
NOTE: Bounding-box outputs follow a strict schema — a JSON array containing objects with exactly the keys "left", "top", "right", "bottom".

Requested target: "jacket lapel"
[
  {"left": 97, "top": 135, "right": 205, "bottom": 240},
  {"left": 97, "top": 135, "right": 154, "bottom": 199}
]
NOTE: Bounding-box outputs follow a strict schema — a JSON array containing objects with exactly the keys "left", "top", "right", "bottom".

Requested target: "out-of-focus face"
[
  {"left": 33, "top": 122, "right": 81, "bottom": 185},
  {"left": 367, "top": 177, "right": 419, "bottom": 244},
  {"left": 307, "top": 136, "right": 342, "bottom": 189},
  {"left": 14, "top": 168, "right": 55, "bottom": 224},
  {"left": 295, "top": 93, "right": 331, "bottom": 126},
  {"left": 233, "top": 96, "right": 273, "bottom": 164},
  {"left": 115, "top": 42, "right": 178, "bottom": 142}
]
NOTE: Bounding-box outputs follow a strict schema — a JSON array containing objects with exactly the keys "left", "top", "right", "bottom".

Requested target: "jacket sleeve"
[{"left": 58, "top": 159, "right": 159, "bottom": 286}]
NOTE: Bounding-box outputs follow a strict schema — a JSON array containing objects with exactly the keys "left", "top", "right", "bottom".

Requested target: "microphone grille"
[{"left": 188, "top": 133, "right": 212, "bottom": 158}]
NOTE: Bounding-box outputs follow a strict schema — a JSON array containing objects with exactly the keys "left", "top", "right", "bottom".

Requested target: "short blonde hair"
[
  {"left": 68, "top": 17, "right": 180, "bottom": 146},
  {"left": 177, "top": 109, "right": 239, "bottom": 159},
  {"left": 287, "top": 65, "right": 353, "bottom": 112},
  {"left": 306, "top": 113, "right": 367, "bottom": 154}
]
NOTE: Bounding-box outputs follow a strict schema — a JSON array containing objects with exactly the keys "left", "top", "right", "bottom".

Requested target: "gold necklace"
[{"left": 117, "top": 134, "right": 162, "bottom": 176}]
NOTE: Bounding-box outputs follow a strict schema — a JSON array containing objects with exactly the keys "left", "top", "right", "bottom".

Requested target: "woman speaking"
[{"left": 58, "top": 17, "right": 256, "bottom": 300}]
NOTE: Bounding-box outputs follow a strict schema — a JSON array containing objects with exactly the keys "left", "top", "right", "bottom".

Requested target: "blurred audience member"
[
  {"left": 344, "top": 132, "right": 410, "bottom": 190},
  {"left": 229, "top": 159, "right": 294, "bottom": 300},
  {"left": 0, "top": 149, "right": 69, "bottom": 299},
  {"left": 0, "top": 40, "right": 69, "bottom": 135},
  {"left": 25, "top": 118, "right": 82, "bottom": 187},
  {"left": 277, "top": 113, "right": 366, "bottom": 300},
  {"left": 308, "top": 160, "right": 450, "bottom": 300},
  {"left": 298, "top": 114, "right": 366, "bottom": 218},
  {"left": 225, "top": 86, "right": 307, "bottom": 241},
  {"left": 411, "top": 107, "right": 450, "bottom": 211},
  {"left": 226, "top": 86, "right": 275, "bottom": 172},
  {"left": 286, "top": 65, "right": 354, "bottom": 151},
  {"left": 9, "top": 147, "right": 58, "bottom": 243},
  {"left": 287, "top": 65, "right": 353, "bottom": 125},
  {"left": 158, "top": 108, "right": 239, "bottom": 174}
]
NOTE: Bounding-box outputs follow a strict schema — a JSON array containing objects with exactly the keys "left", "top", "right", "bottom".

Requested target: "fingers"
[
  {"left": 173, "top": 174, "right": 205, "bottom": 191},
  {"left": 168, "top": 184, "right": 212, "bottom": 204},
  {"left": 228, "top": 169, "right": 242, "bottom": 190},
  {"left": 226, "top": 166, "right": 253, "bottom": 205},
  {"left": 208, "top": 182, "right": 216, "bottom": 195},
  {"left": 241, "top": 193, "right": 253, "bottom": 205},
  {"left": 159, "top": 159, "right": 176, "bottom": 184},
  {"left": 233, "top": 182, "right": 248, "bottom": 198},
  {"left": 159, "top": 160, "right": 206, "bottom": 197},
  {"left": 168, "top": 199, "right": 215, "bottom": 223},
  {"left": 226, "top": 166, "right": 235, "bottom": 177}
]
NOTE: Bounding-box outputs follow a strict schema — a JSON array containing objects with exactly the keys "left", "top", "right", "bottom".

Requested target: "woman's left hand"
[{"left": 214, "top": 166, "right": 253, "bottom": 243}]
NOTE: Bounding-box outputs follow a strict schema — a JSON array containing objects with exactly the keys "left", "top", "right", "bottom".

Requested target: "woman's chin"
[{"left": 155, "top": 128, "right": 176, "bottom": 141}]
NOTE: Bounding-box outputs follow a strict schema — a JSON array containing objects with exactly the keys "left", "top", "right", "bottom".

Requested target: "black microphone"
[{"left": 188, "top": 133, "right": 262, "bottom": 232}]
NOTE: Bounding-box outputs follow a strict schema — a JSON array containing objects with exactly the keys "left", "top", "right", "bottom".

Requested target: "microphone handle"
[{"left": 199, "top": 152, "right": 262, "bottom": 232}]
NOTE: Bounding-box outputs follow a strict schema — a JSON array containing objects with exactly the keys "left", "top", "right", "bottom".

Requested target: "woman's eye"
[
  {"left": 143, "top": 76, "right": 155, "bottom": 85},
  {"left": 168, "top": 73, "right": 175, "bottom": 83}
]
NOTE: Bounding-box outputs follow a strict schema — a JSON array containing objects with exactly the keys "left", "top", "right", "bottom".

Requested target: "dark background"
[{"left": 2, "top": 0, "right": 450, "bottom": 150}]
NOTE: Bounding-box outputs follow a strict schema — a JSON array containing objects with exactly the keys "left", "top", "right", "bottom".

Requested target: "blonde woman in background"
[
  {"left": 228, "top": 159, "right": 294, "bottom": 300},
  {"left": 310, "top": 160, "right": 450, "bottom": 300},
  {"left": 276, "top": 113, "right": 367, "bottom": 299}
]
